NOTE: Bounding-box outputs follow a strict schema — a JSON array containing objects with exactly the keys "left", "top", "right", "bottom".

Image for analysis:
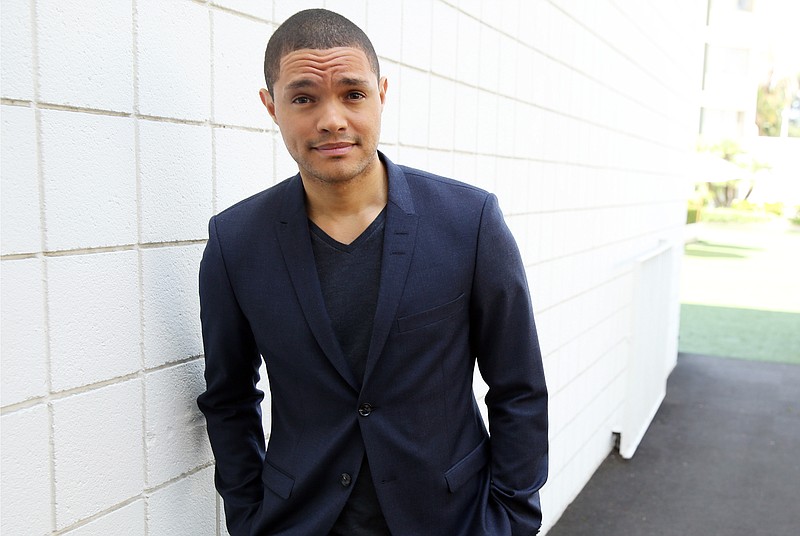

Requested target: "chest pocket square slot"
[{"left": 397, "top": 293, "right": 466, "bottom": 333}]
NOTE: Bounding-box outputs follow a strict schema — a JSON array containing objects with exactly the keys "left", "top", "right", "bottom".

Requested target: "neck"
[{"left": 302, "top": 157, "right": 388, "bottom": 244}]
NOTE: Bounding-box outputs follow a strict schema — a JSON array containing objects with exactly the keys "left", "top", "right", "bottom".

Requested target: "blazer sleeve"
[
  {"left": 471, "top": 194, "right": 549, "bottom": 535},
  {"left": 197, "top": 216, "right": 266, "bottom": 536}
]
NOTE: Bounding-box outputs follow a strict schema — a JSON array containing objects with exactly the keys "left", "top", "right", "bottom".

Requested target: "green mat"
[{"left": 679, "top": 303, "right": 800, "bottom": 364}]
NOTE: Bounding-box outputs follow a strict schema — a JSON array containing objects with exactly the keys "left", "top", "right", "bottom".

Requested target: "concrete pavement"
[{"left": 547, "top": 353, "right": 800, "bottom": 536}]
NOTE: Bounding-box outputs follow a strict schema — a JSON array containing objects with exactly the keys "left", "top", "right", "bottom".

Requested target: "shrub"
[
  {"left": 763, "top": 202, "right": 784, "bottom": 216},
  {"left": 790, "top": 206, "right": 800, "bottom": 226},
  {"left": 731, "top": 199, "right": 757, "bottom": 212},
  {"left": 686, "top": 202, "right": 703, "bottom": 224},
  {"left": 701, "top": 208, "right": 772, "bottom": 224}
]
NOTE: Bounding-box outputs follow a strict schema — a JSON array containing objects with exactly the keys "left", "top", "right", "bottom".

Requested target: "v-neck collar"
[{"left": 308, "top": 207, "right": 387, "bottom": 253}]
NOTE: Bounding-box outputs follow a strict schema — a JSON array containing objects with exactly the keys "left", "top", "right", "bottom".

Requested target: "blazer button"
[
  {"left": 340, "top": 473, "right": 352, "bottom": 487},
  {"left": 358, "top": 403, "right": 372, "bottom": 417}
]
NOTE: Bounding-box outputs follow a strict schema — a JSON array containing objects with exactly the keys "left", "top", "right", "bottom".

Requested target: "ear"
[
  {"left": 378, "top": 76, "right": 388, "bottom": 109},
  {"left": 259, "top": 88, "right": 278, "bottom": 124}
]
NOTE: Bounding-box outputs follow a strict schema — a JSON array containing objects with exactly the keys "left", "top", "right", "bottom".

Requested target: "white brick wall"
[
  {"left": 1, "top": 405, "right": 51, "bottom": 535},
  {"left": 52, "top": 379, "right": 144, "bottom": 528},
  {"left": 1, "top": 0, "right": 35, "bottom": 101},
  {"left": 1, "top": 104, "right": 39, "bottom": 254},
  {"left": 141, "top": 244, "right": 205, "bottom": 368},
  {"left": 212, "top": 9, "right": 273, "bottom": 130},
  {"left": 147, "top": 467, "right": 217, "bottom": 535},
  {"left": 0, "top": 1, "right": 701, "bottom": 534},
  {"left": 144, "top": 360, "right": 211, "bottom": 485},
  {"left": 47, "top": 251, "right": 140, "bottom": 391},
  {"left": 40, "top": 111, "right": 137, "bottom": 251},
  {"left": 137, "top": 0, "right": 211, "bottom": 122},
  {"left": 214, "top": 126, "right": 273, "bottom": 211},
  {"left": 37, "top": 0, "right": 134, "bottom": 113},
  {"left": 1, "top": 258, "right": 47, "bottom": 406},
  {"left": 138, "top": 120, "right": 212, "bottom": 243}
]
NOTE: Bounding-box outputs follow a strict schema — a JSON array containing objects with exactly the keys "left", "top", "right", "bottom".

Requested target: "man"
[{"left": 198, "top": 8, "right": 548, "bottom": 536}]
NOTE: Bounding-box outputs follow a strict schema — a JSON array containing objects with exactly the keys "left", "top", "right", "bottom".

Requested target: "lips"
[{"left": 313, "top": 142, "right": 354, "bottom": 156}]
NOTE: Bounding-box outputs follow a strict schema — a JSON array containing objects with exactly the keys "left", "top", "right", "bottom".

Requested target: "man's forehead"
[{"left": 277, "top": 47, "right": 374, "bottom": 84}]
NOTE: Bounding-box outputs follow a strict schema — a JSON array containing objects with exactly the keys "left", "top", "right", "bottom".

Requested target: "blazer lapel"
[
  {"left": 363, "top": 158, "right": 418, "bottom": 386},
  {"left": 275, "top": 176, "right": 359, "bottom": 391}
]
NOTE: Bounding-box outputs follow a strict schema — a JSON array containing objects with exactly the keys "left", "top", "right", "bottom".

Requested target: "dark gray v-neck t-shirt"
[
  {"left": 310, "top": 209, "right": 392, "bottom": 535},
  {"left": 309, "top": 209, "right": 385, "bottom": 384}
]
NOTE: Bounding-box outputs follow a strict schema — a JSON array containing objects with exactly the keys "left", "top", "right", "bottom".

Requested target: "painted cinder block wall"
[{"left": 0, "top": 0, "right": 702, "bottom": 534}]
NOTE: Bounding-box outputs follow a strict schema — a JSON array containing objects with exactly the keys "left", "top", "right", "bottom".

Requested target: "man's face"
[{"left": 261, "top": 47, "right": 387, "bottom": 186}]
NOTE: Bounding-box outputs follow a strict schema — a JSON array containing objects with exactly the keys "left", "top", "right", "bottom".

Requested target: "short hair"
[{"left": 264, "top": 9, "right": 380, "bottom": 97}]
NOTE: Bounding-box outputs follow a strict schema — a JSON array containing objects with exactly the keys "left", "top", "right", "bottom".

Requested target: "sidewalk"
[{"left": 547, "top": 352, "right": 800, "bottom": 536}]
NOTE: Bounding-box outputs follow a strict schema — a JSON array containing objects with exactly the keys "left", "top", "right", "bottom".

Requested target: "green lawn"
[{"left": 679, "top": 223, "right": 800, "bottom": 365}]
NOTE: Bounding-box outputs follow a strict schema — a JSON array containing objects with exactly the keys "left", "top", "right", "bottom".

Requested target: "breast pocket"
[{"left": 397, "top": 293, "right": 466, "bottom": 333}]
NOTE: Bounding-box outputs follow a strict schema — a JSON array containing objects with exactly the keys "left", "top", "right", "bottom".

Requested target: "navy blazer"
[{"left": 198, "top": 154, "right": 548, "bottom": 536}]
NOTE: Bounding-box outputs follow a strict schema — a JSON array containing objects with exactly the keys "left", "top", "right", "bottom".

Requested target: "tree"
[
  {"left": 756, "top": 71, "right": 800, "bottom": 137},
  {"left": 696, "top": 140, "right": 770, "bottom": 207}
]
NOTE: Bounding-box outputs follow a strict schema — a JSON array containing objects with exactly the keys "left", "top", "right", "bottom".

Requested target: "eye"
[
  {"left": 346, "top": 91, "right": 366, "bottom": 101},
  {"left": 292, "top": 95, "right": 312, "bottom": 104}
]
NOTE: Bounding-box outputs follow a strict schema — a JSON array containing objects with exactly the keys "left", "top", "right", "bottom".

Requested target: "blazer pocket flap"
[
  {"left": 444, "top": 438, "right": 489, "bottom": 493},
  {"left": 262, "top": 460, "right": 295, "bottom": 499},
  {"left": 397, "top": 293, "right": 466, "bottom": 333}
]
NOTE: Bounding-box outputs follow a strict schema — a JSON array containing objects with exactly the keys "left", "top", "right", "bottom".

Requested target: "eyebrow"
[
  {"left": 337, "top": 77, "right": 372, "bottom": 89},
  {"left": 285, "top": 78, "right": 316, "bottom": 91},
  {"left": 284, "top": 76, "right": 373, "bottom": 92}
]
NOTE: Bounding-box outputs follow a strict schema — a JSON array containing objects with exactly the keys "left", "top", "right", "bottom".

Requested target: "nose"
[{"left": 316, "top": 99, "right": 347, "bottom": 133}]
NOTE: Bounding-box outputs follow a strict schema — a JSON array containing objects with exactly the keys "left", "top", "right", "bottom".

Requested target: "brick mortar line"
[
  {"left": 27, "top": 0, "right": 58, "bottom": 528},
  {"left": 0, "top": 239, "right": 208, "bottom": 261},
  {"left": 130, "top": 2, "right": 151, "bottom": 532},
  {"left": 0, "top": 252, "right": 40, "bottom": 260},
  {"left": 0, "top": 97, "right": 32, "bottom": 106},
  {"left": 2, "top": 98, "right": 273, "bottom": 133}
]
